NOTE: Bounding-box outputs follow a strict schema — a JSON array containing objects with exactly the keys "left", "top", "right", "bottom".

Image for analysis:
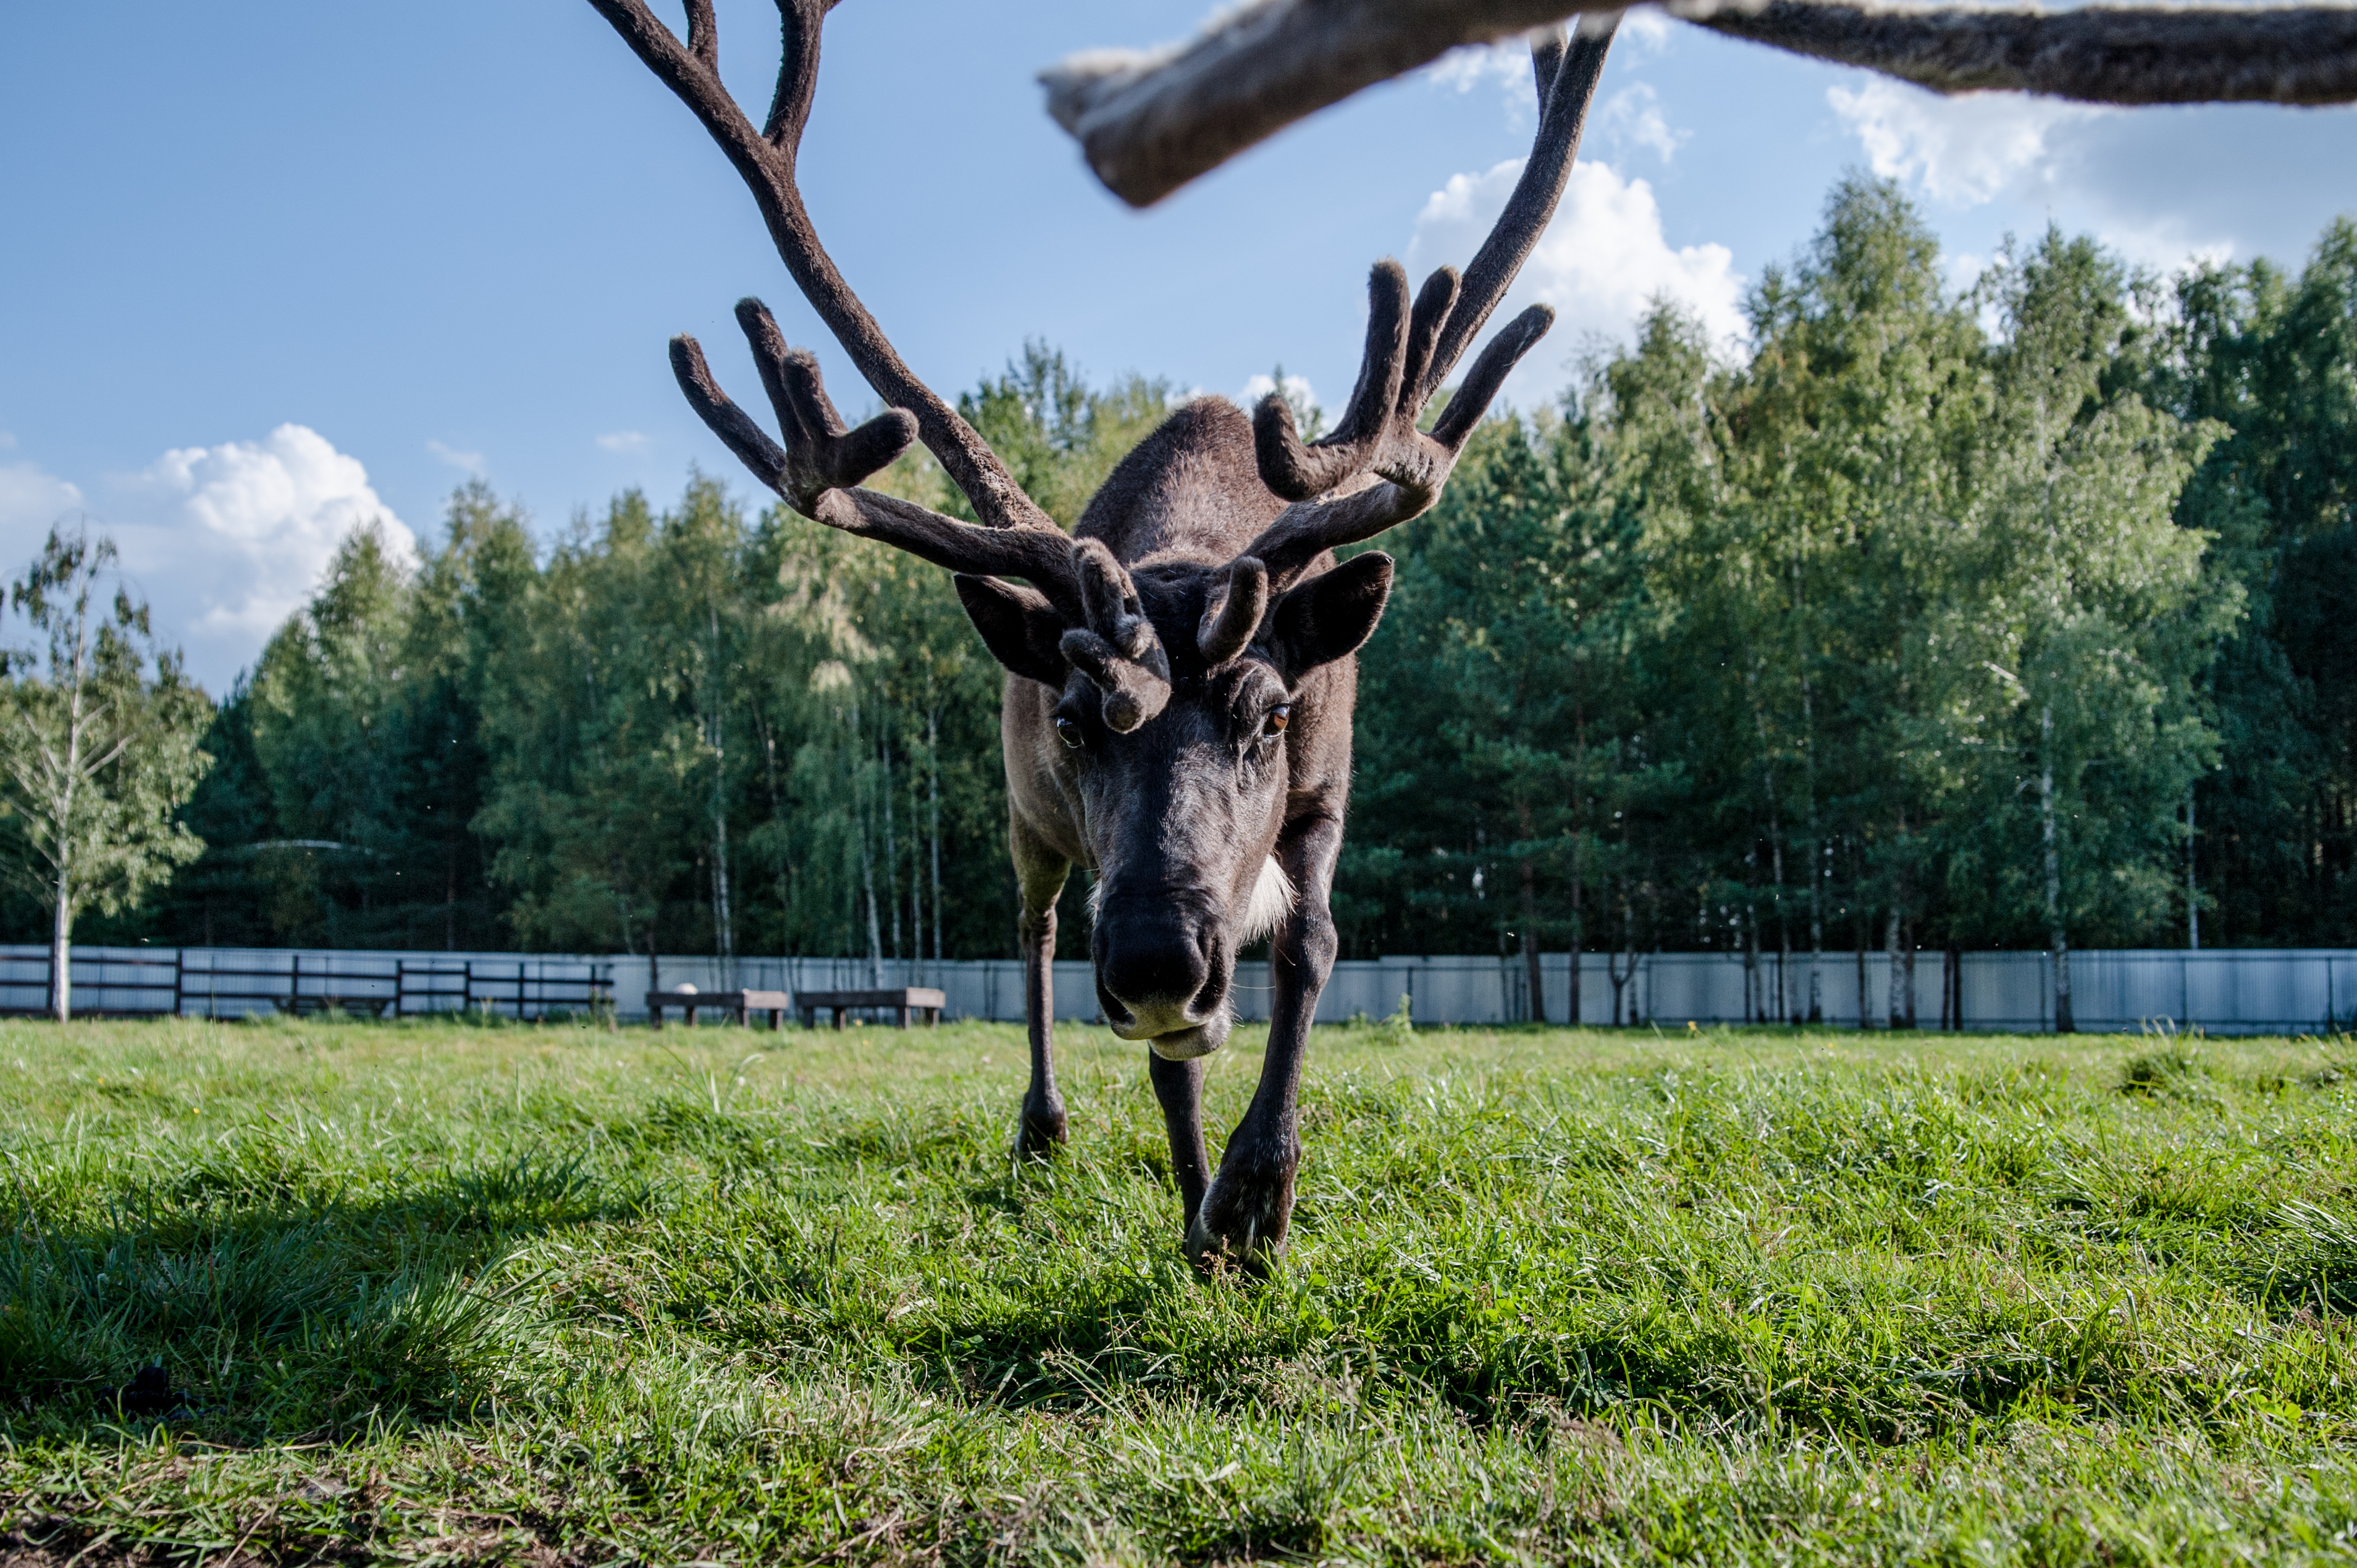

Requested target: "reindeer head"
[
  {"left": 950, "top": 434, "right": 1394, "bottom": 1057},
  {"left": 940, "top": 243, "right": 1561, "bottom": 1056},
  {"left": 591, "top": 0, "right": 1610, "bottom": 1056},
  {"left": 965, "top": 553, "right": 1371, "bottom": 1052}
]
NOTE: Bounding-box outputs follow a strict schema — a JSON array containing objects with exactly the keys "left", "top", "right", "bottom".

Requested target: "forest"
[{"left": 21, "top": 178, "right": 2357, "bottom": 986}]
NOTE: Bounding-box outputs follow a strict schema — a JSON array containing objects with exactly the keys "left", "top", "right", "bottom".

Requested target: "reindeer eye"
[
  {"left": 1262, "top": 705, "right": 1291, "bottom": 739},
  {"left": 1055, "top": 716, "right": 1085, "bottom": 749}
]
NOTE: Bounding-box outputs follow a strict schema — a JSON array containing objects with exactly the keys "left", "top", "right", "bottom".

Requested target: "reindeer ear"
[
  {"left": 1267, "top": 551, "right": 1393, "bottom": 677},
  {"left": 954, "top": 575, "right": 1069, "bottom": 687}
]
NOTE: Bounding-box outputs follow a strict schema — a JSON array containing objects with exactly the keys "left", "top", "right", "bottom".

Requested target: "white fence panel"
[{"left": 6, "top": 943, "right": 2356, "bottom": 1034}]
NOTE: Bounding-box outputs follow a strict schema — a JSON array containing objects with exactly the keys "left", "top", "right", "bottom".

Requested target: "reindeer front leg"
[
  {"left": 1150, "top": 1054, "right": 1212, "bottom": 1229},
  {"left": 1010, "top": 819, "right": 1070, "bottom": 1158},
  {"left": 1187, "top": 810, "right": 1342, "bottom": 1269}
]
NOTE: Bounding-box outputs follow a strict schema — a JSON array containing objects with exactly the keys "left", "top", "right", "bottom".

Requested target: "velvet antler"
[
  {"left": 589, "top": 0, "right": 1078, "bottom": 610},
  {"left": 1242, "top": 20, "right": 1611, "bottom": 586},
  {"left": 1044, "top": 0, "right": 2357, "bottom": 208},
  {"left": 1059, "top": 539, "right": 1173, "bottom": 731},
  {"left": 1196, "top": 556, "right": 1271, "bottom": 667}
]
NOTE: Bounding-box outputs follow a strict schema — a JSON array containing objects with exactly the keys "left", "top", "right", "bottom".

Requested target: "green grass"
[{"left": 2, "top": 1014, "right": 2356, "bottom": 1564}]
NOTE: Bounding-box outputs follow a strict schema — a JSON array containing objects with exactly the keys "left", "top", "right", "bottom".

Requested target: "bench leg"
[
  {"left": 896, "top": 1005, "right": 909, "bottom": 1029},
  {"left": 768, "top": 1008, "right": 781, "bottom": 1031},
  {"left": 734, "top": 1002, "right": 749, "bottom": 1027},
  {"left": 685, "top": 1004, "right": 698, "bottom": 1028},
  {"left": 650, "top": 1004, "right": 663, "bottom": 1031},
  {"left": 832, "top": 1007, "right": 846, "bottom": 1030}
]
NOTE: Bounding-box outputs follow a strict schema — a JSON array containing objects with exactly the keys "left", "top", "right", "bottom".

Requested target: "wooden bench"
[
  {"left": 276, "top": 994, "right": 392, "bottom": 1020},
  {"left": 645, "top": 988, "right": 792, "bottom": 1029},
  {"left": 796, "top": 987, "right": 946, "bottom": 1029}
]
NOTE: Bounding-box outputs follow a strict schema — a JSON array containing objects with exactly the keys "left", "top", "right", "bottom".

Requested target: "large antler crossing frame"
[
  {"left": 587, "top": 0, "right": 1615, "bottom": 665},
  {"left": 1046, "top": 0, "right": 2357, "bottom": 209},
  {"left": 587, "top": 0, "right": 1084, "bottom": 615}
]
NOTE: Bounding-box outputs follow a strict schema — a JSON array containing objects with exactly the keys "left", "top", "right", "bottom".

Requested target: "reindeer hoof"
[
  {"left": 1012, "top": 1099, "right": 1067, "bottom": 1161},
  {"left": 1185, "top": 1167, "right": 1294, "bottom": 1275}
]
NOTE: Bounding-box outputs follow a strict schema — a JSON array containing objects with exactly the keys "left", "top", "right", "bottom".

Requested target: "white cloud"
[
  {"left": 1422, "top": 39, "right": 1529, "bottom": 100},
  {"left": 1827, "top": 79, "right": 2106, "bottom": 208},
  {"left": 595, "top": 429, "right": 649, "bottom": 453},
  {"left": 97, "top": 425, "right": 412, "bottom": 690},
  {"left": 2067, "top": 216, "right": 2236, "bottom": 277},
  {"left": 0, "top": 461, "right": 86, "bottom": 545},
  {"left": 1240, "top": 371, "right": 1317, "bottom": 413},
  {"left": 1825, "top": 77, "right": 2266, "bottom": 277},
  {"left": 0, "top": 427, "right": 406, "bottom": 690},
  {"left": 1406, "top": 156, "right": 1746, "bottom": 407},
  {"left": 1598, "top": 83, "right": 1688, "bottom": 163},
  {"left": 426, "top": 438, "right": 485, "bottom": 474},
  {"left": 1618, "top": 8, "right": 1674, "bottom": 54}
]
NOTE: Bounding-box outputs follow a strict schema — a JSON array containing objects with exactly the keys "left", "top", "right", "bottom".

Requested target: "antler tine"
[
  {"left": 670, "top": 333, "right": 793, "bottom": 494},
  {"left": 683, "top": 0, "right": 717, "bottom": 70},
  {"left": 730, "top": 300, "right": 908, "bottom": 485},
  {"left": 587, "top": 0, "right": 1059, "bottom": 537},
  {"left": 1419, "top": 16, "right": 1612, "bottom": 404},
  {"left": 1197, "top": 556, "right": 1270, "bottom": 667},
  {"left": 1238, "top": 23, "right": 1607, "bottom": 584},
  {"left": 1060, "top": 539, "right": 1172, "bottom": 731},
  {"left": 1254, "top": 262, "right": 1409, "bottom": 502},
  {"left": 669, "top": 301, "right": 1085, "bottom": 615},
  {"left": 1255, "top": 262, "right": 1464, "bottom": 505},
  {"left": 763, "top": 0, "right": 820, "bottom": 150}
]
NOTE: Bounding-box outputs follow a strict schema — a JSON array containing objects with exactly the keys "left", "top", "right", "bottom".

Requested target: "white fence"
[{"left": 4, "top": 944, "right": 2353, "bottom": 1034}]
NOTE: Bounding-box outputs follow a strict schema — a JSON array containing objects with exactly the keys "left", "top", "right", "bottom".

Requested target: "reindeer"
[{"left": 586, "top": 0, "right": 1611, "bottom": 1267}]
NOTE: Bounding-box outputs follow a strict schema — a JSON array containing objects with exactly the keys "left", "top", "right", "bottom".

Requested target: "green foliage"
[
  {"left": 0, "top": 526, "right": 209, "bottom": 1007},
  {"left": 23, "top": 185, "right": 2357, "bottom": 973},
  {"left": 60, "top": 350, "right": 1168, "bottom": 958},
  {"left": 2150, "top": 219, "right": 2357, "bottom": 943},
  {"left": 1353, "top": 180, "right": 2256, "bottom": 1008},
  {"left": 2, "top": 1020, "right": 2356, "bottom": 1562}
]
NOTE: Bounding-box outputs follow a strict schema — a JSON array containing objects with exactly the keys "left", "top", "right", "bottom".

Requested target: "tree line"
[{"left": 9, "top": 178, "right": 2356, "bottom": 1021}]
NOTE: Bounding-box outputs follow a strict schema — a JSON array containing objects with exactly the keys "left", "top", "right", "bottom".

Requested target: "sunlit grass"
[{"left": 2, "top": 1013, "right": 2355, "bottom": 1564}]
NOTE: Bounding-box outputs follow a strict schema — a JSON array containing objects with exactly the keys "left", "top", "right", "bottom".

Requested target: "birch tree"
[
  {"left": 1962, "top": 230, "right": 2235, "bottom": 1026},
  {"left": 0, "top": 526, "right": 209, "bottom": 1019}
]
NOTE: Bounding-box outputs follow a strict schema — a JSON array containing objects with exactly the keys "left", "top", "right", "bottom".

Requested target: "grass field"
[{"left": 2, "top": 1015, "right": 2355, "bottom": 1565}]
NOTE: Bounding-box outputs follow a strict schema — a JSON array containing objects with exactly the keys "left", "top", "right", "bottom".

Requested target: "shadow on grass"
[{"left": 0, "top": 1150, "right": 643, "bottom": 1442}]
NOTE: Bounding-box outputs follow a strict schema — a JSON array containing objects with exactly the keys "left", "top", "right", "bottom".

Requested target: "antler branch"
[
  {"left": 671, "top": 301, "right": 1083, "bottom": 615},
  {"left": 1060, "top": 540, "right": 1173, "bottom": 730},
  {"left": 587, "top": 0, "right": 1057, "bottom": 535},
  {"left": 1685, "top": 0, "right": 2357, "bottom": 103},
  {"left": 1242, "top": 20, "right": 1609, "bottom": 584},
  {"left": 1043, "top": 0, "right": 2357, "bottom": 208}
]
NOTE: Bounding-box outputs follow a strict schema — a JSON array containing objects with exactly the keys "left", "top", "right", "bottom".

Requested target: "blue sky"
[{"left": 3, "top": 1, "right": 2352, "bottom": 692}]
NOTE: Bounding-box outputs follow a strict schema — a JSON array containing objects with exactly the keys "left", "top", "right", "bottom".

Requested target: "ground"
[{"left": 0, "top": 1013, "right": 2353, "bottom": 1566}]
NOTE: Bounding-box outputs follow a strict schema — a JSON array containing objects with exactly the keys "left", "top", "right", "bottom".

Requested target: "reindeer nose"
[{"left": 1094, "top": 912, "right": 1221, "bottom": 1041}]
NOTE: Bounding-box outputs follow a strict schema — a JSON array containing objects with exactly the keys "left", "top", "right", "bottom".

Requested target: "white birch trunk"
[
  {"left": 49, "top": 850, "right": 71, "bottom": 1023},
  {"left": 880, "top": 736, "right": 899, "bottom": 970},
  {"left": 2041, "top": 703, "right": 2075, "bottom": 1033},
  {"left": 1884, "top": 903, "right": 1904, "bottom": 1029},
  {"left": 2187, "top": 784, "right": 2200, "bottom": 951},
  {"left": 48, "top": 629, "right": 86, "bottom": 1025},
  {"left": 928, "top": 709, "right": 943, "bottom": 978},
  {"left": 1802, "top": 681, "right": 1825, "bottom": 1024}
]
